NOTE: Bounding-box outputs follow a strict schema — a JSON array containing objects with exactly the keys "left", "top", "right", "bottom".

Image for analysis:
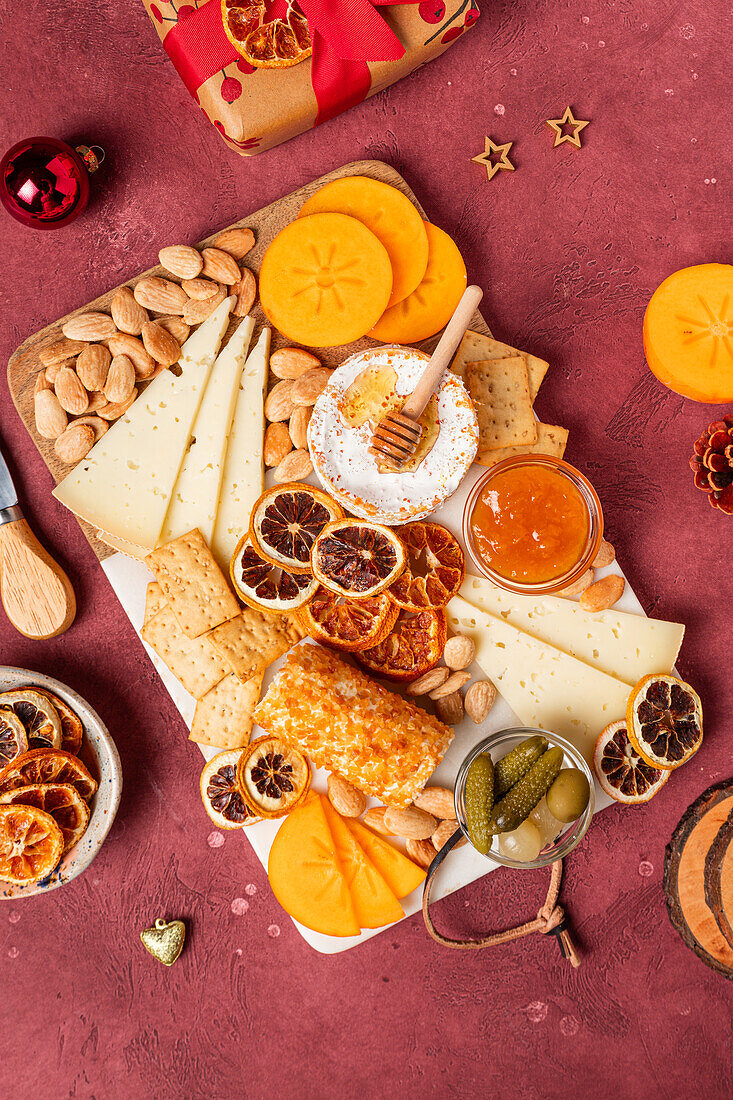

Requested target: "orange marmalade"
[{"left": 469, "top": 464, "right": 590, "bottom": 584}]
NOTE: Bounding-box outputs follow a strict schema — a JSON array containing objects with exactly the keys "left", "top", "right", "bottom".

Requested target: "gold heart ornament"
[{"left": 140, "top": 918, "right": 186, "bottom": 966}]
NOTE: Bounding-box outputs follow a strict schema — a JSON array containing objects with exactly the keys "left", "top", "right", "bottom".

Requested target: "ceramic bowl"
[{"left": 0, "top": 667, "right": 122, "bottom": 899}]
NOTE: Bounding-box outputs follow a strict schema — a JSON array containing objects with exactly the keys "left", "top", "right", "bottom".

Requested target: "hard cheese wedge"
[
  {"left": 160, "top": 316, "right": 255, "bottom": 546},
  {"left": 346, "top": 819, "right": 426, "bottom": 900},
  {"left": 267, "top": 794, "right": 360, "bottom": 937},
  {"left": 211, "top": 326, "right": 269, "bottom": 569},
  {"left": 447, "top": 596, "right": 631, "bottom": 760},
  {"left": 321, "top": 797, "right": 404, "bottom": 929},
  {"left": 53, "top": 297, "right": 234, "bottom": 550},
  {"left": 459, "top": 575, "right": 684, "bottom": 686}
]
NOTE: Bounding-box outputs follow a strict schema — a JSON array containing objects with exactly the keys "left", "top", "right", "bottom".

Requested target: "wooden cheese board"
[{"left": 7, "top": 159, "right": 491, "bottom": 562}]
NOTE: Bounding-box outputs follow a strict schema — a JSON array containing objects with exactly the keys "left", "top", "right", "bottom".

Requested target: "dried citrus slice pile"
[
  {"left": 222, "top": 0, "right": 312, "bottom": 69},
  {"left": 389, "top": 522, "right": 465, "bottom": 610},
  {"left": 251, "top": 484, "right": 342, "bottom": 573},
  {"left": 311, "top": 519, "right": 406, "bottom": 598},
  {"left": 230, "top": 535, "right": 318, "bottom": 613},
  {"left": 0, "top": 804, "right": 64, "bottom": 885},
  {"left": 298, "top": 587, "right": 398, "bottom": 651},
  {"left": 200, "top": 751, "right": 259, "bottom": 830},
  {"left": 357, "top": 607, "right": 447, "bottom": 681},
  {"left": 0, "top": 748, "right": 98, "bottom": 801},
  {"left": 0, "top": 709, "right": 27, "bottom": 767},
  {"left": 237, "top": 736, "right": 310, "bottom": 819},
  {"left": 626, "top": 674, "right": 703, "bottom": 770},
  {"left": 37, "top": 690, "right": 83, "bottom": 754},
  {"left": 0, "top": 783, "right": 90, "bottom": 853},
  {"left": 593, "top": 721, "right": 670, "bottom": 804},
  {"left": 0, "top": 690, "right": 62, "bottom": 750}
]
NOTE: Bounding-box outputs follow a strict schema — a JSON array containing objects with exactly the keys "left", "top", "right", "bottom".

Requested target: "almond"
[
  {"left": 54, "top": 423, "right": 95, "bottom": 463},
  {"left": 429, "top": 671, "right": 471, "bottom": 700},
  {"left": 200, "top": 246, "right": 241, "bottom": 285},
  {"left": 270, "top": 347, "right": 321, "bottom": 380},
  {"left": 74, "top": 415, "right": 109, "bottom": 442},
  {"left": 34, "top": 390, "right": 68, "bottom": 439},
  {"left": 464, "top": 680, "right": 496, "bottom": 725},
  {"left": 86, "top": 391, "right": 108, "bottom": 413},
  {"left": 54, "top": 367, "right": 89, "bottom": 416},
  {"left": 182, "top": 285, "right": 226, "bottom": 325},
  {"left": 432, "top": 820, "right": 466, "bottom": 851},
  {"left": 156, "top": 316, "right": 190, "bottom": 344},
  {"left": 45, "top": 359, "right": 74, "bottom": 385},
  {"left": 264, "top": 422, "right": 293, "bottom": 467},
  {"left": 213, "top": 226, "right": 255, "bottom": 259},
  {"left": 97, "top": 389, "right": 138, "bottom": 420},
  {"left": 436, "top": 692, "right": 464, "bottom": 725},
  {"left": 232, "top": 267, "right": 257, "bottom": 318},
  {"left": 133, "top": 276, "right": 188, "bottom": 315},
  {"left": 141, "top": 321, "right": 181, "bottom": 367},
  {"left": 579, "top": 574, "right": 625, "bottom": 613},
  {"left": 592, "top": 538, "right": 616, "bottom": 568},
  {"left": 273, "top": 449, "right": 313, "bottom": 484},
  {"left": 363, "top": 807, "right": 394, "bottom": 835},
  {"left": 111, "top": 286, "right": 148, "bottom": 335},
  {"left": 443, "top": 634, "right": 475, "bottom": 671},
  {"left": 76, "top": 344, "right": 111, "bottom": 391},
  {"left": 181, "top": 277, "right": 218, "bottom": 300},
  {"left": 327, "top": 774, "right": 366, "bottom": 818},
  {"left": 104, "top": 355, "right": 136, "bottom": 403},
  {"left": 265, "top": 379, "right": 296, "bottom": 422},
  {"left": 557, "top": 568, "right": 595, "bottom": 598},
  {"left": 288, "top": 405, "right": 312, "bottom": 450},
  {"left": 158, "top": 245, "right": 203, "bottom": 280},
  {"left": 405, "top": 837, "right": 437, "bottom": 869},
  {"left": 290, "top": 367, "right": 332, "bottom": 407},
  {"left": 405, "top": 667, "right": 450, "bottom": 696},
  {"left": 413, "top": 787, "right": 455, "bottom": 819},
  {"left": 34, "top": 370, "right": 51, "bottom": 395},
  {"left": 107, "top": 334, "right": 156, "bottom": 379},
  {"left": 39, "top": 337, "right": 86, "bottom": 367},
  {"left": 384, "top": 805, "right": 437, "bottom": 840},
  {"left": 62, "top": 312, "right": 117, "bottom": 342}
]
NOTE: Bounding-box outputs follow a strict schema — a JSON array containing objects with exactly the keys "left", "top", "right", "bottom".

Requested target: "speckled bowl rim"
[{"left": 0, "top": 667, "right": 122, "bottom": 900}]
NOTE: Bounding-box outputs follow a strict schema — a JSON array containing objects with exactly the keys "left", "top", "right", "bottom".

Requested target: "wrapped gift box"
[{"left": 143, "top": 0, "right": 479, "bottom": 155}]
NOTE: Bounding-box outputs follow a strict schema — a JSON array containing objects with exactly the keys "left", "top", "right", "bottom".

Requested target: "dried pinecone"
[{"left": 689, "top": 413, "right": 733, "bottom": 514}]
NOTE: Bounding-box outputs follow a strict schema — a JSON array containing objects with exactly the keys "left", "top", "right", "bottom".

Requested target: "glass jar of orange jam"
[{"left": 462, "top": 456, "right": 603, "bottom": 593}]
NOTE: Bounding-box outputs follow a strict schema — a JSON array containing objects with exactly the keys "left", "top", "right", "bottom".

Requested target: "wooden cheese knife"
[{"left": 0, "top": 443, "right": 76, "bottom": 638}]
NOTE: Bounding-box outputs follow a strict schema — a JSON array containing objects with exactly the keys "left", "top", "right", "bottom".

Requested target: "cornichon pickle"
[
  {"left": 465, "top": 753, "right": 495, "bottom": 855},
  {"left": 494, "top": 735, "right": 549, "bottom": 798},
  {"left": 490, "top": 747, "right": 564, "bottom": 835}
]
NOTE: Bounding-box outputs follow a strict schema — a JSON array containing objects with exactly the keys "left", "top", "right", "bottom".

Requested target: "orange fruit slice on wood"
[
  {"left": 0, "top": 803, "right": 64, "bottom": 884},
  {"left": 0, "top": 783, "right": 90, "bottom": 853},
  {"left": 643, "top": 264, "right": 733, "bottom": 402},
  {"left": 298, "top": 587, "right": 398, "bottom": 651},
  {"left": 222, "top": 0, "right": 312, "bottom": 69},
  {"left": 626, "top": 674, "right": 703, "bottom": 770},
  {"left": 368, "top": 222, "right": 467, "bottom": 344},
  {"left": 259, "top": 213, "right": 393, "bottom": 347},
  {"left": 299, "top": 177, "right": 429, "bottom": 307},
  {"left": 321, "top": 797, "right": 404, "bottom": 928},
  {"left": 0, "top": 748, "right": 97, "bottom": 802}
]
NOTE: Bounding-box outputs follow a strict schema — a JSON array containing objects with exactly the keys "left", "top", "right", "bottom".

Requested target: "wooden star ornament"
[
  {"left": 471, "top": 137, "right": 515, "bottom": 181},
  {"left": 546, "top": 107, "right": 590, "bottom": 149}
]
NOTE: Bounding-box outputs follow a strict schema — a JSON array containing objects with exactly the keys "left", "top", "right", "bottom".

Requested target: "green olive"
[{"left": 545, "top": 768, "right": 590, "bottom": 823}]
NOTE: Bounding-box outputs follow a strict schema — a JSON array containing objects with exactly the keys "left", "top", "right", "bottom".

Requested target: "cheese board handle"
[{"left": 0, "top": 507, "right": 76, "bottom": 639}]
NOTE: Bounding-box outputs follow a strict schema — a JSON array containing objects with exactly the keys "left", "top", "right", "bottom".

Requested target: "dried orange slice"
[
  {"left": 389, "top": 522, "right": 465, "bottom": 610},
  {"left": 200, "top": 751, "right": 259, "bottom": 830},
  {"left": 0, "top": 709, "right": 27, "bottom": 768},
  {"left": 0, "top": 748, "right": 98, "bottom": 802},
  {"left": 626, "top": 674, "right": 703, "bottom": 770},
  {"left": 250, "top": 484, "right": 343, "bottom": 574},
  {"left": 35, "top": 690, "right": 83, "bottom": 755},
  {"left": 0, "top": 803, "right": 64, "bottom": 884},
  {"left": 222, "top": 0, "right": 312, "bottom": 69},
  {"left": 311, "top": 519, "right": 406, "bottom": 599},
  {"left": 230, "top": 535, "right": 318, "bottom": 613},
  {"left": 0, "top": 783, "right": 90, "bottom": 853},
  {"left": 593, "top": 721, "right": 670, "bottom": 804},
  {"left": 298, "top": 586, "right": 399, "bottom": 652},
  {"left": 0, "top": 690, "right": 62, "bottom": 750},
  {"left": 236, "top": 736, "right": 310, "bottom": 819},
  {"left": 357, "top": 607, "right": 447, "bottom": 681}
]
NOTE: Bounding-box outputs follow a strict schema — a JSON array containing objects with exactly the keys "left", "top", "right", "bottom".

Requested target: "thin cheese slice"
[
  {"left": 447, "top": 596, "right": 631, "bottom": 760},
  {"left": 160, "top": 316, "right": 255, "bottom": 546},
  {"left": 211, "top": 326, "right": 269, "bottom": 569},
  {"left": 459, "top": 574, "right": 684, "bottom": 686},
  {"left": 53, "top": 297, "right": 234, "bottom": 549}
]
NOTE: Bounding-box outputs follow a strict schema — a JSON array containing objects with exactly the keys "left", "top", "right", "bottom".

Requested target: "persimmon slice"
[
  {"left": 311, "top": 519, "right": 406, "bottom": 598},
  {"left": 298, "top": 586, "right": 398, "bottom": 651},
  {"left": 389, "top": 522, "right": 465, "bottom": 610},
  {"left": 0, "top": 803, "right": 64, "bottom": 884},
  {"left": 0, "top": 783, "right": 90, "bottom": 853},
  {"left": 593, "top": 720, "right": 669, "bottom": 804},
  {"left": 250, "top": 484, "right": 342, "bottom": 574},
  {"left": 0, "top": 748, "right": 97, "bottom": 802},
  {"left": 260, "top": 213, "right": 393, "bottom": 347},
  {"left": 357, "top": 607, "right": 447, "bottom": 681},
  {"left": 222, "top": 0, "right": 312, "bottom": 69},
  {"left": 626, "top": 674, "right": 703, "bottom": 770}
]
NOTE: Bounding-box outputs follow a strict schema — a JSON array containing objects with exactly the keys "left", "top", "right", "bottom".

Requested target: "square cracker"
[
  {"left": 208, "top": 609, "right": 305, "bottom": 682},
  {"left": 146, "top": 529, "right": 239, "bottom": 639},
  {"left": 466, "top": 357, "right": 538, "bottom": 451},
  {"left": 476, "top": 423, "right": 569, "bottom": 468},
  {"left": 141, "top": 603, "right": 228, "bottom": 699},
  {"left": 189, "top": 671, "right": 264, "bottom": 750},
  {"left": 452, "top": 330, "right": 549, "bottom": 402},
  {"left": 144, "top": 582, "right": 167, "bottom": 628}
]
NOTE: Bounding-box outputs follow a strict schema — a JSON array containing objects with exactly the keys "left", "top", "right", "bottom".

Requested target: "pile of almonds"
[
  {"left": 34, "top": 228, "right": 257, "bottom": 465},
  {"left": 557, "top": 538, "right": 622, "bottom": 610},
  {"left": 406, "top": 632, "right": 496, "bottom": 727},
  {"left": 264, "top": 348, "right": 333, "bottom": 484}
]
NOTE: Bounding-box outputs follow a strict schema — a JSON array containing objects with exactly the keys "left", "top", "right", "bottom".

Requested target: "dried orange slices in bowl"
[
  {"left": 593, "top": 721, "right": 670, "bottom": 804},
  {"left": 0, "top": 804, "right": 65, "bottom": 886},
  {"left": 626, "top": 674, "right": 703, "bottom": 770},
  {"left": 237, "top": 736, "right": 311, "bottom": 819},
  {"left": 0, "top": 690, "right": 63, "bottom": 750},
  {"left": 311, "top": 519, "right": 406, "bottom": 598},
  {"left": 0, "top": 784, "right": 90, "bottom": 853},
  {"left": 230, "top": 535, "right": 318, "bottom": 613}
]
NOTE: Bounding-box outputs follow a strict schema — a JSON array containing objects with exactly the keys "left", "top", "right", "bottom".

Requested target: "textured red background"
[{"left": 0, "top": 0, "right": 731, "bottom": 1096}]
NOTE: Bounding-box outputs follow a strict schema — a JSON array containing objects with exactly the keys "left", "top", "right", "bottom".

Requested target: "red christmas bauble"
[{"left": 0, "top": 137, "right": 103, "bottom": 230}]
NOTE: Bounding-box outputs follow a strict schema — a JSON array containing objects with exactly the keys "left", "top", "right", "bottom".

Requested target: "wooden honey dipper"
[{"left": 369, "top": 284, "right": 483, "bottom": 469}]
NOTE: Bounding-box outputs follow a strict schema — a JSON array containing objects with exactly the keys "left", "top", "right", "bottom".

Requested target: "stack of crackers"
[
  {"left": 451, "top": 330, "right": 568, "bottom": 468},
  {"left": 140, "top": 528, "right": 304, "bottom": 750}
]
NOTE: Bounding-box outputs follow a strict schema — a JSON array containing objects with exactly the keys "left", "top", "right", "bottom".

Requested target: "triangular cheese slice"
[
  {"left": 211, "top": 327, "right": 269, "bottom": 570},
  {"left": 321, "top": 797, "right": 404, "bottom": 929},
  {"left": 346, "top": 819, "right": 426, "bottom": 900},
  {"left": 53, "top": 297, "right": 234, "bottom": 550},
  {"left": 160, "top": 316, "right": 255, "bottom": 545},
  {"left": 459, "top": 574, "right": 684, "bottom": 687}
]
